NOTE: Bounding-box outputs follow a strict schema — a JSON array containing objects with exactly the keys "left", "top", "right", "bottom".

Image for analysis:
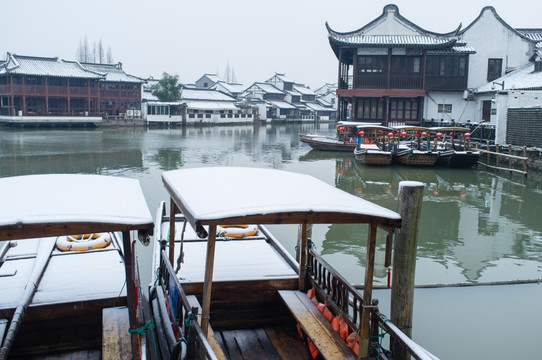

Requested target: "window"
[
  {"left": 535, "top": 61, "right": 542, "bottom": 72},
  {"left": 390, "top": 99, "right": 418, "bottom": 121},
  {"left": 358, "top": 56, "right": 387, "bottom": 73},
  {"left": 426, "top": 56, "right": 466, "bottom": 77},
  {"left": 487, "top": 58, "right": 502, "bottom": 82},
  {"left": 438, "top": 104, "right": 452, "bottom": 113},
  {"left": 391, "top": 56, "right": 421, "bottom": 74}
]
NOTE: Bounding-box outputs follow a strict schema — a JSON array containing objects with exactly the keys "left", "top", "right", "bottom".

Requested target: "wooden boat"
[
  {"left": 148, "top": 166, "right": 438, "bottom": 360},
  {"left": 299, "top": 121, "right": 380, "bottom": 152},
  {"left": 353, "top": 125, "right": 393, "bottom": 165},
  {"left": 391, "top": 126, "right": 439, "bottom": 166},
  {"left": 0, "top": 174, "right": 154, "bottom": 359},
  {"left": 429, "top": 127, "right": 480, "bottom": 168}
]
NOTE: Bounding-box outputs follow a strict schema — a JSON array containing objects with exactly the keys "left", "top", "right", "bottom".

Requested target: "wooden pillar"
[
  {"left": 360, "top": 223, "right": 378, "bottom": 358},
  {"left": 121, "top": 230, "right": 140, "bottom": 359},
  {"left": 45, "top": 77, "right": 49, "bottom": 115},
  {"left": 297, "top": 223, "right": 310, "bottom": 292},
  {"left": 169, "top": 198, "right": 177, "bottom": 266},
  {"left": 10, "top": 75, "right": 14, "bottom": 116},
  {"left": 390, "top": 181, "right": 424, "bottom": 360},
  {"left": 201, "top": 224, "right": 217, "bottom": 337}
]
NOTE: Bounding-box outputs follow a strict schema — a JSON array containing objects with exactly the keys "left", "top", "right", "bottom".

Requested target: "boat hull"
[
  {"left": 393, "top": 149, "right": 439, "bottom": 166},
  {"left": 436, "top": 150, "right": 480, "bottom": 168},
  {"left": 299, "top": 134, "right": 356, "bottom": 152},
  {"left": 354, "top": 147, "right": 392, "bottom": 165}
]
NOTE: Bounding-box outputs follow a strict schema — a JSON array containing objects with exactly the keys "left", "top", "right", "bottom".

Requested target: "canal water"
[{"left": 1, "top": 124, "right": 541, "bottom": 359}]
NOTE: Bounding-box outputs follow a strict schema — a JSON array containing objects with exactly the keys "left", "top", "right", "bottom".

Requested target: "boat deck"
[
  {"left": 216, "top": 324, "right": 308, "bottom": 360},
  {"left": 0, "top": 237, "right": 126, "bottom": 311}
]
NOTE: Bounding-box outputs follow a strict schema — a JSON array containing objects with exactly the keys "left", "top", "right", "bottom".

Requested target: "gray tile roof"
[
  {"left": 181, "top": 88, "right": 236, "bottom": 101},
  {"left": 329, "top": 34, "right": 457, "bottom": 48},
  {"left": 80, "top": 62, "right": 143, "bottom": 83},
  {"left": 475, "top": 62, "right": 542, "bottom": 93},
  {"left": 0, "top": 53, "right": 103, "bottom": 79}
]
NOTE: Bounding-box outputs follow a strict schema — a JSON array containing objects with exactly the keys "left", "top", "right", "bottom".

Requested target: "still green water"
[{"left": 1, "top": 124, "right": 541, "bottom": 359}]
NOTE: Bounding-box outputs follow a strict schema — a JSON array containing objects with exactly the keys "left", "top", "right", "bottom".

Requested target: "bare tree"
[
  {"left": 107, "top": 45, "right": 114, "bottom": 64},
  {"left": 83, "top": 36, "right": 89, "bottom": 62},
  {"left": 98, "top": 39, "right": 104, "bottom": 63}
]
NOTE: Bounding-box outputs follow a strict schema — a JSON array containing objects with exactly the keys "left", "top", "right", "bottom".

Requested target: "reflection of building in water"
[
  {"left": 321, "top": 163, "right": 542, "bottom": 283},
  {"left": 0, "top": 149, "right": 143, "bottom": 177}
]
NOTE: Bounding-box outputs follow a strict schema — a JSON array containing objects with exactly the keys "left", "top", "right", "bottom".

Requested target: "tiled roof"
[
  {"left": 212, "top": 81, "right": 245, "bottom": 94},
  {"left": 181, "top": 88, "right": 236, "bottom": 101},
  {"left": 251, "top": 82, "right": 284, "bottom": 94},
  {"left": 294, "top": 85, "right": 316, "bottom": 96},
  {"left": 516, "top": 29, "right": 542, "bottom": 42},
  {"left": 267, "top": 100, "right": 296, "bottom": 109},
  {"left": 427, "top": 46, "right": 476, "bottom": 55},
  {"left": 81, "top": 62, "right": 143, "bottom": 83},
  {"left": 475, "top": 62, "right": 542, "bottom": 93},
  {"left": 329, "top": 34, "right": 457, "bottom": 48},
  {"left": 0, "top": 53, "right": 103, "bottom": 79}
]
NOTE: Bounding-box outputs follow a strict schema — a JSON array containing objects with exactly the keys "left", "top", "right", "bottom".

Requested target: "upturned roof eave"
[
  {"left": 325, "top": 4, "right": 461, "bottom": 38},
  {"left": 328, "top": 36, "right": 458, "bottom": 49}
]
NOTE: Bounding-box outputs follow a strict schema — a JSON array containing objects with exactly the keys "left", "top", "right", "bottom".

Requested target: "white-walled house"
[{"left": 194, "top": 74, "right": 222, "bottom": 89}]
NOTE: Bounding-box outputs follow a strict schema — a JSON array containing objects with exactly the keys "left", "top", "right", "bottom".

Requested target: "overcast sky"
[{"left": 2, "top": 0, "right": 540, "bottom": 89}]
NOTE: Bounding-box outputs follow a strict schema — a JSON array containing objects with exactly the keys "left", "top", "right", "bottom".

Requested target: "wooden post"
[
  {"left": 390, "top": 181, "right": 424, "bottom": 360},
  {"left": 121, "top": 231, "right": 140, "bottom": 359},
  {"left": 360, "top": 223, "right": 378, "bottom": 358},
  {"left": 523, "top": 146, "right": 528, "bottom": 175},
  {"left": 298, "top": 223, "right": 310, "bottom": 292},
  {"left": 169, "top": 198, "right": 177, "bottom": 267},
  {"left": 486, "top": 141, "right": 490, "bottom": 164},
  {"left": 201, "top": 224, "right": 217, "bottom": 337},
  {"left": 496, "top": 145, "right": 500, "bottom": 168}
]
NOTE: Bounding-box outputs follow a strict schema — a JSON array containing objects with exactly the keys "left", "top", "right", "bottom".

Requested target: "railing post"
[{"left": 390, "top": 181, "right": 424, "bottom": 360}]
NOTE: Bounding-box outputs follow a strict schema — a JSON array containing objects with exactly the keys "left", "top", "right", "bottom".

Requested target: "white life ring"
[
  {"left": 216, "top": 225, "right": 259, "bottom": 238},
  {"left": 56, "top": 232, "right": 112, "bottom": 251}
]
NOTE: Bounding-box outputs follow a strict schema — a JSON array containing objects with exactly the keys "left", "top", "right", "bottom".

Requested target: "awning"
[{"left": 268, "top": 101, "right": 297, "bottom": 110}]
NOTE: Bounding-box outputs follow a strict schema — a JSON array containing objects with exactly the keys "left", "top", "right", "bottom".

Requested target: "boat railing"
[
  {"left": 157, "top": 248, "right": 219, "bottom": 360},
  {"left": 307, "top": 245, "right": 437, "bottom": 360}
]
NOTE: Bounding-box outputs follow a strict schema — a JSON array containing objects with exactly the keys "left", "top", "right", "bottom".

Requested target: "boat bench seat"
[
  {"left": 278, "top": 290, "right": 356, "bottom": 360},
  {"left": 186, "top": 295, "right": 228, "bottom": 360},
  {"left": 102, "top": 306, "right": 132, "bottom": 360}
]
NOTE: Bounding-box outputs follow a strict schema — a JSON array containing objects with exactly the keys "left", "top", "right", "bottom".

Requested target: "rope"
[
  {"left": 129, "top": 318, "right": 155, "bottom": 336},
  {"left": 370, "top": 319, "right": 389, "bottom": 358},
  {"left": 174, "top": 219, "right": 187, "bottom": 274}
]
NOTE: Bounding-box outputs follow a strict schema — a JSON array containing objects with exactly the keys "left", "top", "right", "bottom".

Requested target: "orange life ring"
[
  {"left": 56, "top": 232, "right": 112, "bottom": 251},
  {"left": 216, "top": 225, "right": 259, "bottom": 238}
]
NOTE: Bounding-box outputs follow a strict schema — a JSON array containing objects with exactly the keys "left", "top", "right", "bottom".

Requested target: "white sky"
[{"left": 2, "top": 0, "right": 541, "bottom": 89}]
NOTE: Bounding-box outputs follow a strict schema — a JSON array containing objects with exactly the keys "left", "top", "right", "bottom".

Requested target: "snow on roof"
[
  {"left": 252, "top": 82, "right": 284, "bottom": 94},
  {"left": 475, "top": 62, "right": 542, "bottom": 93},
  {"left": 0, "top": 174, "right": 153, "bottom": 240},
  {"left": 162, "top": 167, "right": 401, "bottom": 234},
  {"left": 330, "top": 34, "right": 457, "bottom": 48},
  {"left": 183, "top": 100, "right": 238, "bottom": 110},
  {"left": 268, "top": 100, "right": 296, "bottom": 109},
  {"left": 182, "top": 88, "right": 236, "bottom": 101},
  {"left": 211, "top": 81, "right": 245, "bottom": 94},
  {"left": 304, "top": 102, "right": 334, "bottom": 111},
  {"left": 0, "top": 53, "right": 103, "bottom": 79},
  {"left": 268, "top": 73, "right": 295, "bottom": 84},
  {"left": 81, "top": 62, "right": 144, "bottom": 83},
  {"left": 517, "top": 29, "right": 542, "bottom": 42},
  {"left": 294, "top": 85, "right": 316, "bottom": 96}
]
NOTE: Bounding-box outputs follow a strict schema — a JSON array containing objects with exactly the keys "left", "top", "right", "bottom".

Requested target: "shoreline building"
[
  {"left": 0, "top": 53, "right": 144, "bottom": 126},
  {"left": 327, "top": 4, "right": 474, "bottom": 126}
]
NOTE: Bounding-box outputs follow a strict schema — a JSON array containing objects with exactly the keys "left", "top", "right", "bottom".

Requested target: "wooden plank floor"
[{"left": 216, "top": 325, "right": 308, "bottom": 360}]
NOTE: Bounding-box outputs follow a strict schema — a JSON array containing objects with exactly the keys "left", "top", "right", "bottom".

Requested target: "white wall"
[
  {"left": 424, "top": 92, "right": 477, "bottom": 124},
  {"left": 494, "top": 90, "right": 542, "bottom": 144},
  {"left": 460, "top": 8, "right": 533, "bottom": 89}
]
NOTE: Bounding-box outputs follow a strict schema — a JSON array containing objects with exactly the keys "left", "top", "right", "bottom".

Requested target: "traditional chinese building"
[
  {"left": 80, "top": 62, "right": 144, "bottom": 117},
  {"left": 0, "top": 52, "right": 144, "bottom": 124},
  {"left": 0, "top": 53, "right": 103, "bottom": 119},
  {"left": 327, "top": 4, "right": 474, "bottom": 125}
]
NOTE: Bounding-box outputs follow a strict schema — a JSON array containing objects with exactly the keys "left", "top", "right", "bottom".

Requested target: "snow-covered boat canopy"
[
  {"left": 0, "top": 174, "right": 154, "bottom": 241},
  {"left": 162, "top": 167, "right": 401, "bottom": 237},
  {"left": 428, "top": 127, "right": 470, "bottom": 133},
  {"left": 356, "top": 124, "right": 394, "bottom": 131}
]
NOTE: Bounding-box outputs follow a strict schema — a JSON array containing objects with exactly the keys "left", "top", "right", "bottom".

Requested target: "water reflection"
[{"left": 317, "top": 155, "right": 542, "bottom": 284}]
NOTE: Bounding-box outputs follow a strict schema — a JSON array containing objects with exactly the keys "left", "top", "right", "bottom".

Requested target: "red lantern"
[
  {"left": 421, "top": 132, "right": 427, "bottom": 138},
  {"left": 465, "top": 133, "right": 471, "bottom": 138},
  {"left": 358, "top": 131, "right": 365, "bottom": 137},
  {"left": 387, "top": 132, "right": 394, "bottom": 138},
  {"left": 436, "top": 133, "right": 442, "bottom": 139},
  {"left": 401, "top": 131, "right": 407, "bottom": 137},
  {"left": 450, "top": 133, "right": 456, "bottom": 138},
  {"left": 416, "top": 131, "right": 421, "bottom": 136},
  {"left": 339, "top": 127, "right": 345, "bottom": 132},
  {"left": 336, "top": 125, "right": 341, "bottom": 129}
]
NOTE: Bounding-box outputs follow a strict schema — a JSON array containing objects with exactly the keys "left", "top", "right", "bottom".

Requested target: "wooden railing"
[
  {"left": 307, "top": 244, "right": 437, "bottom": 360},
  {"left": 157, "top": 247, "right": 218, "bottom": 360}
]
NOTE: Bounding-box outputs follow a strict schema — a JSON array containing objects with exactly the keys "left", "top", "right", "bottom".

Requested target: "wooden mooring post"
[{"left": 391, "top": 181, "right": 424, "bottom": 360}]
